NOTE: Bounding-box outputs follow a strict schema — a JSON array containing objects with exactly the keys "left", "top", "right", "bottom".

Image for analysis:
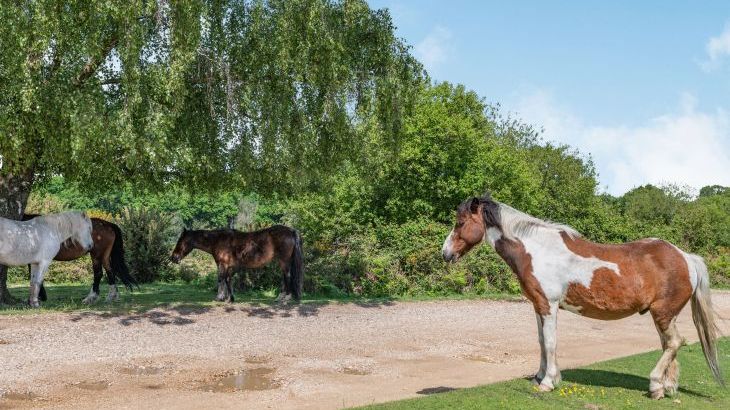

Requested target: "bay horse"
[
  {"left": 23, "top": 214, "right": 138, "bottom": 304},
  {"left": 442, "top": 194, "right": 723, "bottom": 399},
  {"left": 0, "top": 212, "right": 94, "bottom": 307},
  {"left": 170, "top": 225, "right": 303, "bottom": 303}
]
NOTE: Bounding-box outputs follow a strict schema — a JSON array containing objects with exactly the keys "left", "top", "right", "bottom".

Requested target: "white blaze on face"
[{"left": 442, "top": 229, "right": 455, "bottom": 255}]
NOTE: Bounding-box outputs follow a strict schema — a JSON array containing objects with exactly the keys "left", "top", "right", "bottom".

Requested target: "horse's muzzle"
[
  {"left": 442, "top": 251, "right": 458, "bottom": 263},
  {"left": 170, "top": 255, "right": 180, "bottom": 264}
]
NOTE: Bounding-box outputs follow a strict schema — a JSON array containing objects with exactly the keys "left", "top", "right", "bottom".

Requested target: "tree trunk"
[{"left": 0, "top": 169, "right": 34, "bottom": 305}]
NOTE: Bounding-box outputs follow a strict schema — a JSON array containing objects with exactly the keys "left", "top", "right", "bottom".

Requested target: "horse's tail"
[
  {"left": 687, "top": 252, "right": 724, "bottom": 386},
  {"left": 289, "top": 230, "right": 304, "bottom": 301},
  {"left": 109, "top": 222, "right": 138, "bottom": 291}
]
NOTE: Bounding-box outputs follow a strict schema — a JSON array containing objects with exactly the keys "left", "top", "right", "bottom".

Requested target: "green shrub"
[
  {"left": 8, "top": 258, "right": 92, "bottom": 284},
  {"left": 118, "top": 207, "right": 177, "bottom": 283}
]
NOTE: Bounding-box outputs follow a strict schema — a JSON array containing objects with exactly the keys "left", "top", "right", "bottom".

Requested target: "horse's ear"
[{"left": 469, "top": 197, "right": 480, "bottom": 214}]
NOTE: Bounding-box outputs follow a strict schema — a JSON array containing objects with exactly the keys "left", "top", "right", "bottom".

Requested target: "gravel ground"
[{"left": 2, "top": 292, "right": 730, "bottom": 409}]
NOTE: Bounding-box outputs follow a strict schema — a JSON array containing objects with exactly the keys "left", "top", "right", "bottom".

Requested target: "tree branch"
[{"left": 74, "top": 32, "right": 119, "bottom": 87}]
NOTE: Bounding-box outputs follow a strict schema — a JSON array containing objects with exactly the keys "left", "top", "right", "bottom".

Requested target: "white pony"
[{"left": 0, "top": 212, "right": 94, "bottom": 307}]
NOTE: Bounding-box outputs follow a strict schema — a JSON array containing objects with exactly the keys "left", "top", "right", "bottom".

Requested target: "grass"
[
  {"left": 357, "top": 339, "right": 730, "bottom": 410},
  {"left": 0, "top": 281, "right": 520, "bottom": 315}
]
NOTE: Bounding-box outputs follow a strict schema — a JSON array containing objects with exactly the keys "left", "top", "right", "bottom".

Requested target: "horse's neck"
[
  {"left": 40, "top": 215, "right": 72, "bottom": 241},
  {"left": 191, "top": 232, "right": 219, "bottom": 254}
]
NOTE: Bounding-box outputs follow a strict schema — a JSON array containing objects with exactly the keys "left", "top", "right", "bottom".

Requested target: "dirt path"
[{"left": 2, "top": 292, "right": 730, "bottom": 409}]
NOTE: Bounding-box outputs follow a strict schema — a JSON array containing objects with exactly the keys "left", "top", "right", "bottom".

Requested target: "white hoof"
[
  {"left": 538, "top": 382, "right": 554, "bottom": 392},
  {"left": 82, "top": 293, "right": 100, "bottom": 304},
  {"left": 106, "top": 286, "right": 120, "bottom": 302}
]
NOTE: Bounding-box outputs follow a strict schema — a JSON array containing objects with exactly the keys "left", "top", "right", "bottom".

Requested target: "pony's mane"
[
  {"left": 477, "top": 194, "right": 581, "bottom": 240},
  {"left": 38, "top": 212, "right": 89, "bottom": 242}
]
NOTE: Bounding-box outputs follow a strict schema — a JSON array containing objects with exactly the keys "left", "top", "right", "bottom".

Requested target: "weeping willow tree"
[{"left": 0, "top": 0, "right": 423, "bottom": 303}]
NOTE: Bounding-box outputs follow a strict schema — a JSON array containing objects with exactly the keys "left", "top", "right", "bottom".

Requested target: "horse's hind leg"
[
  {"left": 649, "top": 316, "right": 682, "bottom": 399},
  {"left": 225, "top": 273, "right": 234, "bottom": 303},
  {"left": 276, "top": 259, "right": 291, "bottom": 303},
  {"left": 102, "top": 257, "right": 119, "bottom": 302},
  {"left": 82, "top": 259, "right": 103, "bottom": 304}
]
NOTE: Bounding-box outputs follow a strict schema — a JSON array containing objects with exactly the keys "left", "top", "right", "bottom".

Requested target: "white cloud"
[
  {"left": 513, "top": 90, "right": 730, "bottom": 195},
  {"left": 700, "top": 23, "right": 730, "bottom": 71},
  {"left": 414, "top": 26, "right": 452, "bottom": 73}
]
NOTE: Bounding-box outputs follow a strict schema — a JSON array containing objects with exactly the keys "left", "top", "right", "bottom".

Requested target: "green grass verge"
[
  {"left": 1, "top": 282, "right": 520, "bottom": 315},
  {"left": 358, "top": 339, "right": 730, "bottom": 410}
]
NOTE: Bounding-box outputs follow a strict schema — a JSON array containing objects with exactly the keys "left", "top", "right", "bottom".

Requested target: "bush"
[{"left": 118, "top": 207, "right": 177, "bottom": 283}]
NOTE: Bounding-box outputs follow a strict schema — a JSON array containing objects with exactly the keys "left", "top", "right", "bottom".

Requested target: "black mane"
[{"left": 457, "top": 193, "right": 502, "bottom": 231}]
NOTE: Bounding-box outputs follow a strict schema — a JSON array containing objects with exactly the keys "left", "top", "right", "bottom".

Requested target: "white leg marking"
[
  {"left": 106, "top": 284, "right": 119, "bottom": 302},
  {"left": 538, "top": 302, "right": 561, "bottom": 391},
  {"left": 650, "top": 318, "right": 682, "bottom": 399},
  {"left": 83, "top": 289, "right": 100, "bottom": 304}
]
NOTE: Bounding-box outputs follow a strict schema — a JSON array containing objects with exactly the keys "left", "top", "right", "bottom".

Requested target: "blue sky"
[{"left": 368, "top": 1, "right": 730, "bottom": 195}]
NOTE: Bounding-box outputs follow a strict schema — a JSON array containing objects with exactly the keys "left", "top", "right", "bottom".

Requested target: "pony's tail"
[
  {"left": 289, "top": 230, "right": 304, "bottom": 301},
  {"left": 109, "top": 222, "right": 138, "bottom": 291},
  {"left": 688, "top": 252, "right": 724, "bottom": 386}
]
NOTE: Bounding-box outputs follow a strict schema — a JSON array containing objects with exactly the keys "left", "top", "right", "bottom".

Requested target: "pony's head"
[
  {"left": 53, "top": 211, "right": 94, "bottom": 252},
  {"left": 170, "top": 228, "right": 194, "bottom": 263},
  {"left": 442, "top": 195, "right": 501, "bottom": 262}
]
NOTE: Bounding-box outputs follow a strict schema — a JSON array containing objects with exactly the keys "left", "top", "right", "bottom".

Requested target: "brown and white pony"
[
  {"left": 442, "top": 194, "right": 723, "bottom": 399},
  {"left": 170, "top": 225, "right": 304, "bottom": 303}
]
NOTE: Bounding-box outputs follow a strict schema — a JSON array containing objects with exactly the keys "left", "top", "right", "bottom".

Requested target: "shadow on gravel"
[
  {"left": 229, "top": 298, "right": 398, "bottom": 319},
  {"left": 562, "top": 369, "right": 710, "bottom": 398},
  {"left": 69, "top": 305, "right": 211, "bottom": 326}
]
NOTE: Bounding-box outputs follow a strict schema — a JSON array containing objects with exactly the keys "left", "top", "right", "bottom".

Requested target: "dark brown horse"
[
  {"left": 170, "top": 225, "right": 303, "bottom": 302},
  {"left": 23, "top": 214, "right": 137, "bottom": 303}
]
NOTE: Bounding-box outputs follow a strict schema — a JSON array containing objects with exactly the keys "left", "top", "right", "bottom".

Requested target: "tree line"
[{"left": 2, "top": 1, "right": 728, "bottom": 301}]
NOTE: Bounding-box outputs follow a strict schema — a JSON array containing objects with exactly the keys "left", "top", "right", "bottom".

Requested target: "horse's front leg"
[
  {"left": 532, "top": 312, "right": 547, "bottom": 385},
  {"left": 215, "top": 266, "right": 229, "bottom": 302},
  {"left": 537, "top": 301, "right": 561, "bottom": 391},
  {"left": 83, "top": 259, "right": 103, "bottom": 304},
  {"left": 28, "top": 262, "right": 50, "bottom": 308}
]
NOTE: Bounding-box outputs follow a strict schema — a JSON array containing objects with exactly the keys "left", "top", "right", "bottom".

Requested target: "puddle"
[
  {"left": 1, "top": 392, "right": 39, "bottom": 401},
  {"left": 73, "top": 381, "right": 109, "bottom": 391},
  {"left": 340, "top": 367, "right": 371, "bottom": 376},
  {"left": 0, "top": 340, "right": 10, "bottom": 345},
  {"left": 118, "top": 366, "right": 164, "bottom": 375},
  {"left": 144, "top": 384, "right": 164, "bottom": 390},
  {"left": 199, "top": 368, "right": 280, "bottom": 393}
]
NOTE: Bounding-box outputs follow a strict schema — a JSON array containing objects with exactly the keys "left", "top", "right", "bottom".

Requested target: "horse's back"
[{"left": 0, "top": 217, "right": 59, "bottom": 265}]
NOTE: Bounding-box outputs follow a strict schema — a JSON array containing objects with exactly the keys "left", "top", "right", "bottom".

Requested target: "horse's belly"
[
  {"left": 562, "top": 281, "right": 648, "bottom": 320},
  {"left": 54, "top": 244, "right": 88, "bottom": 261}
]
